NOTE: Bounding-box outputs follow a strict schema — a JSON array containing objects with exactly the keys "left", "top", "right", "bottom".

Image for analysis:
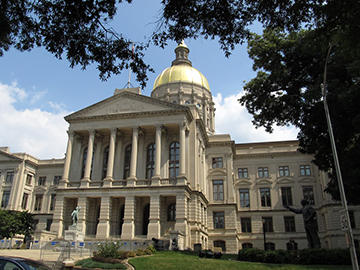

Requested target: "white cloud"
[
  {"left": 0, "top": 82, "right": 69, "bottom": 159},
  {"left": 214, "top": 91, "right": 299, "bottom": 143}
]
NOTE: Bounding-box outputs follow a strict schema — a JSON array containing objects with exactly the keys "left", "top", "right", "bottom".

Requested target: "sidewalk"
[{"left": 0, "top": 249, "right": 90, "bottom": 263}]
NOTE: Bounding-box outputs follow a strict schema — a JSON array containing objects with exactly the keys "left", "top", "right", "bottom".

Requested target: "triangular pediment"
[
  {"left": 65, "top": 91, "right": 188, "bottom": 121},
  {"left": 0, "top": 150, "right": 21, "bottom": 162}
]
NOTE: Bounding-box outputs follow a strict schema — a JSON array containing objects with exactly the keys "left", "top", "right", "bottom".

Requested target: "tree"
[
  {"left": 154, "top": 0, "right": 360, "bottom": 203},
  {"left": 0, "top": 210, "right": 35, "bottom": 240},
  {"left": 0, "top": 0, "right": 151, "bottom": 87}
]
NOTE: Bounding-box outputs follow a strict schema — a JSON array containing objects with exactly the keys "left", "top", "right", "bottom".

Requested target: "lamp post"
[
  {"left": 262, "top": 218, "right": 267, "bottom": 251},
  {"left": 322, "top": 43, "right": 359, "bottom": 270}
]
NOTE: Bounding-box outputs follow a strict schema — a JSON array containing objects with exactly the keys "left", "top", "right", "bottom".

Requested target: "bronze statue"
[
  {"left": 286, "top": 199, "right": 321, "bottom": 248},
  {"left": 71, "top": 206, "right": 81, "bottom": 226}
]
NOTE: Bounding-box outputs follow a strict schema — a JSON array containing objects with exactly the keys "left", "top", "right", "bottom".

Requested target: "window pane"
[
  {"left": 260, "top": 188, "right": 271, "bottom": 207},
  {"left": 239, "top": 189, "right": 250, "bottom": 208}
]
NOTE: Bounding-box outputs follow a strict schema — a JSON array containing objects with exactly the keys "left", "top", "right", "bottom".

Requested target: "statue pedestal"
[{"left": 64, "top": 225, "right": 84, "bottom": 242}]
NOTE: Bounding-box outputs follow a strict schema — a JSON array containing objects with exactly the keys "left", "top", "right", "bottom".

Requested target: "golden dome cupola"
[{"left": 151, "top": 41, "right": 215, "bottom": 135}]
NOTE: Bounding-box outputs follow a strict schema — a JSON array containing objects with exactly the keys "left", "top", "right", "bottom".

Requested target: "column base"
[
  {"left": 96, "top": 221, "right": 110, "bottom": 239},
  {"left": 147, "top": 219, "right": 160, "bottom": 239},
  {"left": 103, "top": 178, "right": 113, "bottom": 188},
  {"left": 59, "top": 179, "right": 68, "bottom": 188},
  {"left": 151, "top": 176, "right": 161, "bottom": 186},
  {"left": 127, "top": 177, "right": 136, "bottom": 187},
  {"left": 80, "top": 178, "right": 90, "bottom": 188},
  {"left": 121, "top": 220, "right": 134, "bottom": 239}
]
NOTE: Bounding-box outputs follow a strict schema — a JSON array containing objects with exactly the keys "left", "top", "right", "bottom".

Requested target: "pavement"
[{"left": 0, "top": 249, "right": 90, "bottom": 264}]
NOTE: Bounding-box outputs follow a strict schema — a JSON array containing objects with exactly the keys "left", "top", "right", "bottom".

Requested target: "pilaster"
[
  {"left": 96, "top": 196, "right": 111, "bottom": 238},
  {"left": 50, "top": 196, "right": 65, "bottom": 238},
  {"left": 121, "top": 196, "right": 135, "bottom": 239},
  {"left": 147, "top": 195, "right": 161, "bottom": 239}
]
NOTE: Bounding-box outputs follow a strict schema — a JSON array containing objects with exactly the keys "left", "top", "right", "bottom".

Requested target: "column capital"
[
  {"left": 67, "top": 130, "right": 75, "bottom": 137},
  {"left": 88, "top": 129, "right": 95, "bottom": 136},
  {"left": 110, "top": 127, "right": 117, "bottom": 134}
]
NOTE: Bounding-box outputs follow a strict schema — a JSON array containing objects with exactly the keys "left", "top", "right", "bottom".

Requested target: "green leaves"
[{"left": 0, "top": 210, "right": 35, "bottom": 239}]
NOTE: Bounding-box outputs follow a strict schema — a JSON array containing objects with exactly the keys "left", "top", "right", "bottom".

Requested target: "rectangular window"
[
  {"left": 281, "top": 187, "right": 293, "bottom": 206},
  {"left": 213, "top": 180, "right": 224, "bottom": 201},
  {"left": 212, "top": 157, "right": 223, "bottom": 168},
  {"left": 263, "top": 217, "right": 273, "bottom": 232},
  {"left": 213, "top": 212, "right": 225, "bottom": 229},
  {"left": 241, "top": 217, "right": 252, "bottom": 232},
  {"left": 258, "top": 167, "right": 269, "bottom": 178},
  {"left": 53, "top": 176, "right": 61, "bottom": 185},
  {"left": 46, "top": 219, "right": 52, "bottom": 231},
  {"left": 260, "top": 188, "right": 271, "bottom": 207},
  {"left": 279, "top": 166, "right": 290, "bottom": 177},
  {"left": 21, "top": 193, "right": 29, "bottom": 209},
  {"left": 239, "top": 189, "right": 250, "bottom": 208},
  {"left": 349, "top": 211, "right": 356, "bottom": 229},
  {"left": 38, "top": 176, "right": 46, "bottom": 186},
  {"left": 34, "top": 195, "right": 43, "bottom": 211},
  {"left": 26, "top": 174, "right": 32, "bottom": 185},
  {"left": 1, "top": 191, "right": 10, "bottom": 208},
  {"left": 302, "top": 186, "right": 315, "bottom": 205},
  {"left": 5, "top": 171, "right": 14, "bottom": 184},
  {"left": 284, "top": 216, "right": 296, "bottom": 232},
  {"left": 300, "top": 165, "right": 311, "bottom": 176},
  {"left": 50, "top": 194, "right": 56, "bottom": 211},
  {"left": 238, "top": 168, "right": 248, "bottom": 178}
]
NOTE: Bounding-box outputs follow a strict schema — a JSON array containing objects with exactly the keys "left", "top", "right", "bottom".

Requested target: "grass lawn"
[
  {"left": 75, "top": 258, "right": 126, "bottom": 269},
  {"left": 129, "top": 251, "right": 352, "bottom": 270}
]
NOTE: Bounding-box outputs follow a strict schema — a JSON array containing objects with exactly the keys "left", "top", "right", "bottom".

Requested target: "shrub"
[
  {"left": 214, "top": 252, "right": 222, "bottom": 259},
  {"left": 237, "top": 248, "right": 265, "bottom": 262},
  {"left": 147, "top": 245, "right": 156, "bottom": 254},
  {"left": 97, "top": 242, "right": 121, "bottom": 258},
  {"left": 127, "top": 251, "right": 136, "bottom": 257},
  {"left": 136, "top": 249, "right": 146, "bottom": 256}
]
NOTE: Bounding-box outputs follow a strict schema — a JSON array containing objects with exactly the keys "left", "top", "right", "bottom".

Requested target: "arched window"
[
  {"left": 265, "top": 242, "right": 275, "bottom": 251},
  {"left": 123, "top": 144, "right": 132, "bottom": 179},
  {"left": 213, "top": 240, "right": 226, "bottom": 252},
  {"left": 242, "top": 243, "right": 253, "bottom": 249},
  {"left": 102, "top": 146, "right": 109, "bottom": 179},
  {"left": 167, "top": 203, "right": 176, "bottom": 221},
  {"left": 81, "top": 147, "right": 88, "bottom": 178},
  {"left": 146, "top": 143, "right": 156, "bottom": 179},
  {"left": 286, "top": 240, "right": 298, "bottom": 250},
  {"left": 169, "top": 142, "right": 180, "bottom": 178}
]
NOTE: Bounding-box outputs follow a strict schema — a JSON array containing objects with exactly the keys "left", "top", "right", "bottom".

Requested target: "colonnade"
[{"left": 60, "top": 122, "right": 188, "bottom": 188}]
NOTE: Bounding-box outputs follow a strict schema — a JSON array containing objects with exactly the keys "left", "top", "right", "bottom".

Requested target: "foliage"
[
  {"left": 75, "top": 257, "right": 126, "bottom": 269},
  {"left": 240, "top": 28, "right": 360, "bottom": 203},
  {"left": 96, "top": 242, "right": 121, "bottom": 258},
  {"left": 0, "top": 210, "right": 35, "bottom": 239},
  {"left": 154, "top": 0, "right": 360, "bottom": 203},
  {"left": 130, "top": 250, "right": 351, "bottom": 270},
  {"left": 1, "top": 0, "right": 152, "bottom": 87},
  {"left": 237, "top": 248, "right": 352, "bottom": 265}
]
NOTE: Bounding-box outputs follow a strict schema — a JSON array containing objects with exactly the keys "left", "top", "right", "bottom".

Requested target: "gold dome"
[
  {"left": 153, "top": 41, "right": 210, "bottom": 91},
  {"left": 153, "top": 64, "right": 210, "bottom": 91}
]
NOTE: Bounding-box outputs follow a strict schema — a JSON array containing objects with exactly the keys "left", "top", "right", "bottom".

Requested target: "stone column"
[
  {"left": 104, "top": 128, "right": 117, "bottom": 187},
  {"left": 147, "top": 195, "right": 161, "bottom": 239},
  {"left": 77, "top": 197, "right": 87, "bottom": 234},
  {"left": 179, "top": 122, "right": 186, "bottom": 176},
  {"left": 128, "top": 127, "right": 138, "bottom": 183},
  {"left": 96, "top": 196, "right": 111, "bottom": 238},
  {"left": 121, "top": 196, "right": 135, "bottom": 239},
  {"left": 175, "top": 193, "right": 187, "bottom": 234},
  {"left": 50, "top": 196, "right": 65, "bottom": 238},
  {"left": 60, "top": 130, "right": 74, "bottom": 188},
  {"left": 81, "top": 130, "right": 95, "bottom": 187},
  {"left": 152, "top": 125, "right": 162, "bottom": 184}
]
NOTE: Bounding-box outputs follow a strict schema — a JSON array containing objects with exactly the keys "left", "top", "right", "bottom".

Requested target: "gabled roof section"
[
  {"left": 0, "top": 149, "right": 22, "bottom": 162},
  {"left": 65, "top": 90, "right": 192, "bottom": 122}
]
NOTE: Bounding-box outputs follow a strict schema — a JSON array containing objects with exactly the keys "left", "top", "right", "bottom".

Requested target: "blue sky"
[{"left": 0, "top": 1, "right": 298, "bottom": 159}]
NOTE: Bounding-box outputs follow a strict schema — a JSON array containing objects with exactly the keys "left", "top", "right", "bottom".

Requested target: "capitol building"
[{"left": 0, "top": 42, "right": 358, "bottom": 253}]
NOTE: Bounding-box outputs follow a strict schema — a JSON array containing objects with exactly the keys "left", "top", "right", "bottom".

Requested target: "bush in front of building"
[{"left": 237, "top": 248, "right": 353, "bottom": 265}]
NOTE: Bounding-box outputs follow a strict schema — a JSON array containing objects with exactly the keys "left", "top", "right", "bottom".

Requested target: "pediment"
[
  {"left": 34, "top": 186, "right": 47, "bottom": 193},
  {"left": 235, "top": 179, "right": 252, "bottom": 186},
  {"left": 298, "top": 177, "right": 316, "bottom": 184},
  {"left": 65, "top": 91, "right": 188, "bottom": 121},
  {"left": 0, "top": 151, "right": 21, "bottom": 162},
  {"left": 255, "top": 179, "right": 272, "bottom": 185},
  {"left": 276, "top": 178, "right": 294, "bottom": 184},
  {"left": 209, "top": 168, "right": 227, "bottom": 176}
]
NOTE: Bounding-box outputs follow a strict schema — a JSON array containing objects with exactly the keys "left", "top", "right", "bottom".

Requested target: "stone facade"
[{"left": 0, "top": 43, "right": 359, "bottom": 253}]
